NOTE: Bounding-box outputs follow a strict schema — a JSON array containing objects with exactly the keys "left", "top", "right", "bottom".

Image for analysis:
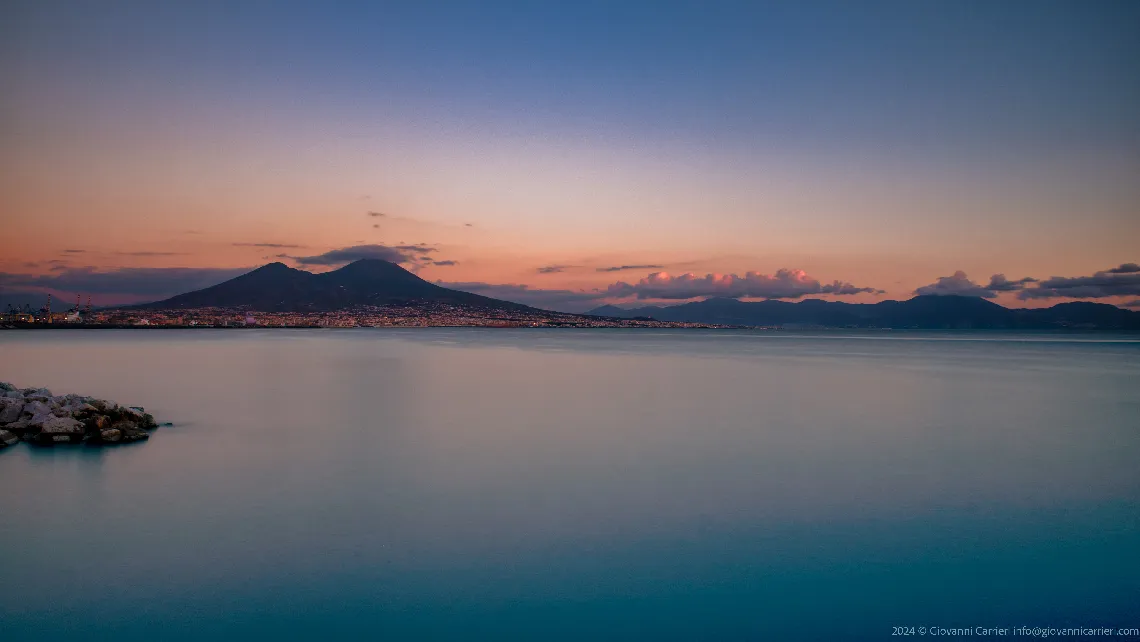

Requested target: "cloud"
[
  {"left": 290, "top": 244, "right": 435, "bottom": 266},
  {"left": 596, "top": 264, "right": 665, "bottom": 273},
  {"left": 432, "top": 260, "right": 459, "bottom": 266},
  {"left": 63, "top": 249, "right": 86, "bottom": 254},
  {"left": 114, "top": 251, "right": 188, "bottom": 257},
  {"left": 605, "top": 269, "right": 879, "bottom": 300},
  {"left": 1017, "top": 263, "right": 1140, "bottom": 300},
  {"left": 919, "top": 264, "right": 1140, "bottom": 301},
  {"left": 367, "top": 211, "right": 386, "bottom": 217},
  {"left": 985, "top": 274, "right": 1037, "bottom": 292},
  {"left": 233, "top": 242, "right": 306, "bottom": 249},
  {"left": 372, "top": 224, "right": 380, "bottom": 228},
  {"left": 441, "top": 282, "right": 604, "bottom": 313},
  {"left": 536, "top": 265, "right": 578, "bottom": 274},
  {"left": 1121, "top": 299, "right": 1140, "bottom": 309},
  {"left": 914, "top": 271, "right": 1035, "bottom": 298},
  {"left": 0, "top": 266, "right": 249, "bottom": 298},
  {"left": 915, "top": 271, "right": 996, "bottom": 297},
  {"left": 464, "top": 223, "right": 474, "bottom": 227}
]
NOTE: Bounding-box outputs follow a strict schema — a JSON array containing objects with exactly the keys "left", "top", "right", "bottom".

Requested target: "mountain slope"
[
  {"left": 588, "top": 295, "right": 1140, "bottom": 330},
  {"left": 136, "top": 262, "right": 321, "bottom": 311},
  {"left": 137, "top": 260, "right": 534, "bottom": 312}
]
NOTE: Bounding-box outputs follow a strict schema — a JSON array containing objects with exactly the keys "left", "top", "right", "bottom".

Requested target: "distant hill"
[
  {"left": 588, "top": 295, "right": 1140, "bottom": 330},
  {"left": 134, "top": 260, "right": 533, "bottom": 312},
  {"left": 130, "top": 263, "right": 1139, "bottom": 329}
]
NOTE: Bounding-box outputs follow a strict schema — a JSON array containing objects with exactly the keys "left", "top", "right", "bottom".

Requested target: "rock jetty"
[{"left": 0, "top": 382, "right": 161, "bottom": 447}]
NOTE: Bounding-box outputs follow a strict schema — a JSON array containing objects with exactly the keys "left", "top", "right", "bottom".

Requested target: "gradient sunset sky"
[{"left": 2, "top": 0, "right": 1138, "bottom": 312}]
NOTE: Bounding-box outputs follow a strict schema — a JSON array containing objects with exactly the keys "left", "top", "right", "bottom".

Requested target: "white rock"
[
  {"left": 0, "top": 429, "right": 18, "bottom": 446},
  {"left": 3, "top": 389, "right": 24, "bottom": 399}
]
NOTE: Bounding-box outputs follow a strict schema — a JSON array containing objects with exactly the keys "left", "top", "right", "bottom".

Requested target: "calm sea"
[{"left": 2, "top": 329, "right": 1138, "bottom": 641}]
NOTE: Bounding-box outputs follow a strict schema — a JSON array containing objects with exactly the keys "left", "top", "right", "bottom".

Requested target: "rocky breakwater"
[{"left": 0, "top": 382, "right": 162, "bottom": 448}]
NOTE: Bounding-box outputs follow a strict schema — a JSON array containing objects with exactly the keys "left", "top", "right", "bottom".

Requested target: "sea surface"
[{"left": 2, "top": 329, "right": 1138, "bottom": 641}]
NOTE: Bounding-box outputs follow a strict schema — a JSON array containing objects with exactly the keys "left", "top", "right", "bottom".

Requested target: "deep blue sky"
[{"left": 7, "top": 0, "right": 1139, "bottom": 157}]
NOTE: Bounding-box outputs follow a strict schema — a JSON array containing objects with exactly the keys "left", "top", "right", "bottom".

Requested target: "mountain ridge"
[
  {"left": 587, "top": 296, "right": 1140, "bottom": 330},
  {"left": 134, "top": 259, "right": 534, "bottom": 312},
  {"left": 130, "top": 260, "right": 1139, "bottom": 329}
]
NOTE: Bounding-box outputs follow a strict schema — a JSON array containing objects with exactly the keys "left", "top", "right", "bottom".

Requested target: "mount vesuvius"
[{"left": 134, "top": 260, "right": 532, "bottom": 312}]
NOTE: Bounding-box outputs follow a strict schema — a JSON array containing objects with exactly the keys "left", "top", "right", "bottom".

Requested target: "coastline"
[{"left": 3, "top": 324, "right": 1137, "bottom": 336}]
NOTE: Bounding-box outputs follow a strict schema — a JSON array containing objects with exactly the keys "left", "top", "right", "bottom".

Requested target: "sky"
[{"left": 2, "top": 0, "right": 1138, "bottom": 312}]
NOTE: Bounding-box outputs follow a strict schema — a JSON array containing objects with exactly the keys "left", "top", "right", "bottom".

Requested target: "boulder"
[
  {"left": 59, "top": 401, "right": 96, "bottom": 417},
  {"left": 98, "top": 428, "right": 122, "bottom": 443},
  {"left": 0, "top": 382, "right": 16, "bottom": 392},
  {"left": 0, "top": 398, "right": 23, "bottom": 424},
  {"left": 4, "top": 417, "right": 32, "bottom": 436},
  {"left": 118, "top": 406, "right": 144, "bottom": 420},
  {"left": 80, "top": 414, "right": 110, "bottom": 433},
  {"left": 22, "top": 388, "right": 52, "bottom": 401},
  {"left": 110, "top": 420, "right": 149, "bottom": 443},
  {"left": 88, "top": 398, "right": 117, "bottom": 413},
  {"left": 20, "top": 400, "right": 51, "bottom": 419},
  {"left": 39, "top": 414, "right": 83, "bottom": 432},
  {"left": 29, "top": 415, "right": 86, "bottom": 444},
  {"left": 2, "top": 384, "right": 159, "bottom": 447},
  {"left": 107, "top": 406, "right": 150, "bottom": 426},
  {"left": 0, "top": 429, "right": 18, "bottom": 447}
]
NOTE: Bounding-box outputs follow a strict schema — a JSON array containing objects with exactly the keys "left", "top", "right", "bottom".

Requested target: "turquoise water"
[{"left": 2, "top": 329, "right": 1138, "bottom": 641}]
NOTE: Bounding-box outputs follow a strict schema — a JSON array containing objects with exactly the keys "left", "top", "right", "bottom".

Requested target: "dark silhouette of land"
[
  {"left": 588, "top": 296, "right": 1140, "bottom": 330},
  {"left": 134, "top": 259, "right": 533, "bottom": 312},
  {"left": 107, "top": 259, "right": 1140, "bottom": 330}
]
